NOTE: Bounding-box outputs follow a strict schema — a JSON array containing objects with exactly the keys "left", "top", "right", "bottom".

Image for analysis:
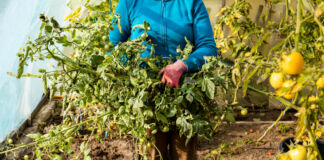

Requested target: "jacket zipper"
[{"left": 161, "top": 0, "right": 166, "bottom": 54}]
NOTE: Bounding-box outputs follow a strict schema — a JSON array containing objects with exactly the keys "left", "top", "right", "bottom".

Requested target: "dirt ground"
[
  {"left": 3, "top": 104, "right": 298, "bottom": 160},
  {"left": 197, "top": 122, "right": 296, "bottom": 160},
  {"left": 45, "top": 121, "right": 296, "bottom": 160},
  {"left": 69, "top": 122, "right": 296, "bottom": 160}
]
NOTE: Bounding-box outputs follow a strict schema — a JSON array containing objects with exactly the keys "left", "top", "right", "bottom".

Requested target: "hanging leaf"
[
  {"left": 202, "top": 77, "right": 215, "bottom": 99},
  {"left": 242, "top": 66, "right": 260, "bottom": 97}
]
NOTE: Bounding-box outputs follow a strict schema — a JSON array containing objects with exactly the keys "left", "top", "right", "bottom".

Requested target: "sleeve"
[
  {"left": 109, "top": 0, "right": 131, "bottom": 45},
  {"left": 182, "top": 0, "right": 218, "bottom": 72}
]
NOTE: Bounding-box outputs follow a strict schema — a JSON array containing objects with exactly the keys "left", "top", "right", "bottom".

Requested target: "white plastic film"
[{"left": 0, "top": 0, "right": 69, "bottom": 141}]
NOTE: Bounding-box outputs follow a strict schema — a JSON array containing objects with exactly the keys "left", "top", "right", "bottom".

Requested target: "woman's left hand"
[{"left": 158, "top": 60, "right": 187, "bottom": 88}]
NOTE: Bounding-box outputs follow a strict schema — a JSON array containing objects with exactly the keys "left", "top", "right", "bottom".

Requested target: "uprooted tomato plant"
[
  {"left": 213, "top": 0, "right": 324, "bottom": 159},
  {"left": 1, "top": 0, "right": 236, "bottom": 159}
]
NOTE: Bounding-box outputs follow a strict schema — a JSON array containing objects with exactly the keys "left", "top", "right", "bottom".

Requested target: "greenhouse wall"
[{"left": 0, "top": 0, "right": 69, "bottom": 141}]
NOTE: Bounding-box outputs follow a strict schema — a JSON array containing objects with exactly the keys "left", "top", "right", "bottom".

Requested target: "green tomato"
[
  {"left": 241, "top": 108, "right": 248, "bottom": 116},
  {"left": 146, "top": 142, "right": 152, "bottom": 148},
  {"left": 8, "top": 139, "right": 13, "bottom": 144},
  {"left": 161, "top": 126, "right": 169, "bottom": 132},
  {"left": 24, "top": 155, "right": 29, "bottom": 160},
  {"left": 139, "top": 138, "right": 145, "bottom": 143},
  {"left": 151, "top": 129, "right": 157, "bottom": 135},
  {"left": 102, "top": 36, "right": 107, "bottom": 41}
]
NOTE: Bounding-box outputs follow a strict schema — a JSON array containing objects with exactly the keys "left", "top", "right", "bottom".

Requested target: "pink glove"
[{"left": 158, "top": 60, "right": 187, "bottom": 88}]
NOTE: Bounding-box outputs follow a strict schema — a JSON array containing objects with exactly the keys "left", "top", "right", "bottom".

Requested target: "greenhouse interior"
[{"left": 0, "top": 0, "right": 323, "bottom": 159}]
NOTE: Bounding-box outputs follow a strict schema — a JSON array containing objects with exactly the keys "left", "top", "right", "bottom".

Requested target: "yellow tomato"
[
  {"left": 281, "top": 80, "right": 296, "bottom": 100},
  {"left": 316, "top": 75, "right": 324, "bottom": 89},
  {"left": 270, "top": 72, "right": 284, "bottom": 89},
  {"left": 288, "top": 145, "right": 307, "bottom": 160},
  {"left": 308, "top": 96, "right": 318, "bottom": 102},
  {"left": 281, "top": 52, "right": 304, "bottom": 75},
  {"left": 283, "top": 93, "right": 296, "bottom": 100},
  {"left": 277, "top": 153, "right": 291, "bottom": 160}
]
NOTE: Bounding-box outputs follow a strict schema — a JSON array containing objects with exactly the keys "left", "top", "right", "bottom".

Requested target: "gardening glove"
[{"left": 158, "top": 60, "right": 187, "bottom": 88}]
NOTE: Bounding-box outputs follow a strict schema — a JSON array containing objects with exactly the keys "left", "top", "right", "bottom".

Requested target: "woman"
[{"left": 109, "top": 0, "right": 217, "bottom": 159}]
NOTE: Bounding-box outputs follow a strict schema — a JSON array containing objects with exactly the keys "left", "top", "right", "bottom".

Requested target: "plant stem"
[
  {"left": 46, "top": 45, "right": 117, "bottom": 79},
  {"left": 247, "top": 86, "right": 299, "bottom": 110},
  {"left": 307, "top": 120, "right": 322, "bottom": 160},
  {"left": 285, "top": 0, "right": 289, "bottom": 23},
  {"left": 152, "top": 143, "right": 163, "bottom": 160},
  {"left": 314, "top": 17, "right": 324, "bottom": 36},
  {"left": 0, "top": 111, "right": 112, "bottom": 155},
  {"left": 257, "top": 106, "right": 290, "bottom": 142},
  {"left": 213, "top": 113, "right": 225, "bottom": 132},
  {"left": 0, "top": 141, "right": 38, "bottom": 155},
  {"left": 7, "top": 72, "right": 42, "bottom": 78},
  {"left": 295, "top": 0, "right": 302, "bottom": 51}
]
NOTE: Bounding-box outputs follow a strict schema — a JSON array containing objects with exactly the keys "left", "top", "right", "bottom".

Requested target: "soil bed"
[{"left": 5, "top": 101, "right": 298, "bottom": 160}]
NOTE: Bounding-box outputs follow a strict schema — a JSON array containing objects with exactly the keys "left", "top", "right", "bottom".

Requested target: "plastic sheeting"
[{"left": 0, "top": 0, "right": 70, "bottom": 141}]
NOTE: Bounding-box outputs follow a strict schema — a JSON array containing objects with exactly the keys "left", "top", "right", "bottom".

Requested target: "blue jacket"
[{"left": 109, "top": 0, "right": 217, "bottom": 72}]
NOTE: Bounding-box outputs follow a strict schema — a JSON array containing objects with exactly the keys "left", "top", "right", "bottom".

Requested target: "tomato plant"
[{"left": 214, "top": 0, "right": 324, "bottom": 159}]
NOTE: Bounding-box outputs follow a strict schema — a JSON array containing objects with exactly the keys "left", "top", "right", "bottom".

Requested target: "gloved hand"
[{"left": 158, "top": 60, "right": 187, "bottom": 88}]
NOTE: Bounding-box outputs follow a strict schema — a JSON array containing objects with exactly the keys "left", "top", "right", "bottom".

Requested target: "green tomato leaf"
[
  {"left": 202, "top": 77, "right": 215, "bottom": 99},
  {"left": 130, "top": 76, "right": 139, "bottom": 87},
  {"left": 44, "top": 25, "right": 52, "bottom": 34},
  {"left": 156, "top": 112, "right": 168, "bottom": 124},
  {"left": 143, "top": 109, "right": 154, "bottom": 117},
  {"left": 165, "top": 107, "right": 177, "bottom": 118},
  {"left": 173, "top": 96, "right": 183, "bottom": 104},
  {"left": 185, "top": 93, "right": 194, "bottom": 103}
]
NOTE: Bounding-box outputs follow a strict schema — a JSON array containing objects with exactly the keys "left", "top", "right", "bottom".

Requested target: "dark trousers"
[{"left": 146, "top": 130, "right": 197, "bottom": 160}]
